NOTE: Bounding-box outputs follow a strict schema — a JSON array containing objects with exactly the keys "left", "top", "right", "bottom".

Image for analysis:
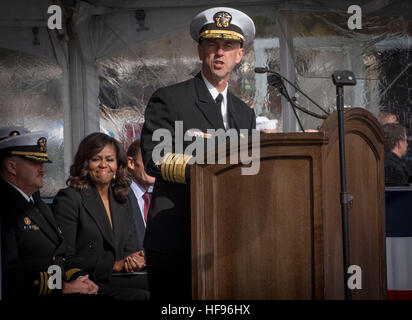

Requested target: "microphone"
[
  {"left": 267, "top": 74, "right": 283, "bottom": 88},
  {"left": 255, "top": 67, "right": 305, "bottom": 130},
  {"left": 255, "top": 68, "right": 285, "bottom": 88},
  {"left": 254, "top": 67, "right": 269, "bottom": 74},
  {"left": 254, "top": 67, "right": 283, "bottom": 80},
  {"left": 254, "top": 66, "right": 329, "bottom": 120}
]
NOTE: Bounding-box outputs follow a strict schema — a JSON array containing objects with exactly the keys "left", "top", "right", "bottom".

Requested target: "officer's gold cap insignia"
[
  {"left": 214, "top": 12, "right": 232, "bottom": 28},
  {"left": 24, "top": 217, "right": 31, "bottom": 225},
  {"left": 37, "top": 137, "right": 47, "bottom": 152},
  {"left": 10, "top": 130, "right": 20, "bottom": 137}
]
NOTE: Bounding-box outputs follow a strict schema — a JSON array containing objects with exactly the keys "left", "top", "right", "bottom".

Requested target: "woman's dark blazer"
[{"left": 52, "top": 185, "right": 138, "bottom": 284}]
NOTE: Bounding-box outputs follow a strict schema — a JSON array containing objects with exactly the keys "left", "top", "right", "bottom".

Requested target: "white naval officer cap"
[
  {"left": 190, "top": 7, "right": 256, "bottom": 46},
  {"left": 0, "top": 126, "right": 52, "bottom": 163}
]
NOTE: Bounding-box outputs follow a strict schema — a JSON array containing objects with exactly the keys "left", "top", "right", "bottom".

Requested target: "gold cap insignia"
[
  {"left": 37, "top": 137, "right": 47, "bottom": 152},
  {"left": 10, "top": 130, "right": 20, "bottom": 136},
  {"left": 214, "top": 12, "right": 232, "bottom": 28},
  {"left": 24, "top": 217, "right": 32, "bottom": 225}
]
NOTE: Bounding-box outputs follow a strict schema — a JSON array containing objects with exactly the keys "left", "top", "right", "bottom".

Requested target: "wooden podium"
[{"left": 191, "top": 108, "right": 387, "bottom": 299}]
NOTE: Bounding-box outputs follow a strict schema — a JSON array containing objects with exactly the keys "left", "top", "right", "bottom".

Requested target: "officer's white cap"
[
  {"left": 0, "top": 126, "right": 52, "bottom": 163},
  {"left": 190, "top": 7, "right": 255, "bottom": 46}
]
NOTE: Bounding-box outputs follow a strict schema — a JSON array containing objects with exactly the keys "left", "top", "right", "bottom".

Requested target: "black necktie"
[
  {"left": 216, "top": 94, "right": 227, "bottom": 129},
  {"left": 215, "top": 94, "right": 223, "bottom": 109}
]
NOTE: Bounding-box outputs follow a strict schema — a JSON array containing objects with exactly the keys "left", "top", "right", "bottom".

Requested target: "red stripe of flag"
[{"left": 388, "top": 290, "right": 412, "bottom": 300}]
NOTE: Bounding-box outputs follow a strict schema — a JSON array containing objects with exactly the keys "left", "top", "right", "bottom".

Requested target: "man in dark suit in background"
[
  {"left": 141, "top": 7, "right": 256, "bottom": 299},
  {"left": 383, "top": 123, "right": 412, "bottom": 186},
  {"left": 127, "top": 138, "right": 155, "bottom": 251},
  {"left": 0, "top": 126, "right": 98, "bottom": 299}
]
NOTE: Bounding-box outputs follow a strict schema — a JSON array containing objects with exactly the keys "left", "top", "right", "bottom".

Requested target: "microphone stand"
[
  {"left": 276, "top": 73, "right": 330, "bottom": 118},
  {"left": 256, "top": 67, "right": 358, "bottom": 300},
  {"left": 255, "top": 67, "right": 329, "bottom": 122},
  {"left": 332, "top": 71, "right": 356, "bottom": 301},
  {"left": 267, "top": 74, "right": 305, "bottom": 132}
]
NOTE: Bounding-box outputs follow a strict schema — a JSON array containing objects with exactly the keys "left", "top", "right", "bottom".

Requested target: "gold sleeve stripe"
[
  {"left": 161, "top": 152, "right": 173, "bottom": 181},
  {"left": 44, "top": 273, "right": 50, "bottom": 296},
  {"left": 39, "top": 272, "right": 46, "bottom": 296},
  {"left": 167, "top": 153, "right": 177, "bottom": 183},
  {"left": 175, "top": 153, "right": 185, "bottom": 184},
  {"left": 164, "top": 153, "right": 172, "bottom": 182},
  {"left": 178, "top": 154, "right": 186, "bottom": 184},
  {"left": 38, "top": 272, "right": 43, "bottom": 296},
  {"left": 199, "top": 29, "right": 245, "bottom": 42},
  {"left": 181, "top": 154, "right": 193, "bottom": 184},
  {"left": 176, "top": 153, "right": 186, "bottom": 183},
  {"left": 173, "top": 153, "right": 183, "bottom": 184},
  {"left": 161, "top": 152, "right": 193, "bottom": 184},
  {"left": 66, "top": 268, "right": 82, "bottom": 280}
]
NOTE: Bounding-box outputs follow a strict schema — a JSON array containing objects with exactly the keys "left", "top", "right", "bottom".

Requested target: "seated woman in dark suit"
[{"left": 52, "top": 132, "right": 149, "bottom": 300}]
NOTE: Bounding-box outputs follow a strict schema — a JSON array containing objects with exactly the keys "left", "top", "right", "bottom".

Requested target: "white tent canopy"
[{"left": 0, "top": 0, "right": 411, "bottom": 196}]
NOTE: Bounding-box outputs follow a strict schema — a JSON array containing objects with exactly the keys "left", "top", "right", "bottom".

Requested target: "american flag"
[{"left": 386, "top": 187, "right": 412, "bottom": 300}]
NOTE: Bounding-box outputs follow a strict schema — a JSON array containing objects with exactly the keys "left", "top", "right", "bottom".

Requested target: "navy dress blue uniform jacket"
[
  {"left": 0, "top": 178, "right": 86, "bottom": 299},
  {"left": 141, "top": 72, "right": 256, "bottom": 259}
]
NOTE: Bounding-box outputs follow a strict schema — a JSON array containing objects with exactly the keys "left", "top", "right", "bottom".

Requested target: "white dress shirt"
[
  {"left": 201, "top": 72, "right": 229, "bottom": 129},
  {"left": 130, "top": 180, "right": 153, "bottom": 228}
]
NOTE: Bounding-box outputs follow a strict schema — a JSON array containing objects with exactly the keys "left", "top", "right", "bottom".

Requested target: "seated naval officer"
[{"left": 0, "top": 126, "right": 98, "bottom": 299}]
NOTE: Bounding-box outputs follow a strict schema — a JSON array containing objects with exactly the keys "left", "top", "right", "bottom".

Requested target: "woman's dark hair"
[{"left": 67, "top": 132, "right": 130, "bottom": 203}]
